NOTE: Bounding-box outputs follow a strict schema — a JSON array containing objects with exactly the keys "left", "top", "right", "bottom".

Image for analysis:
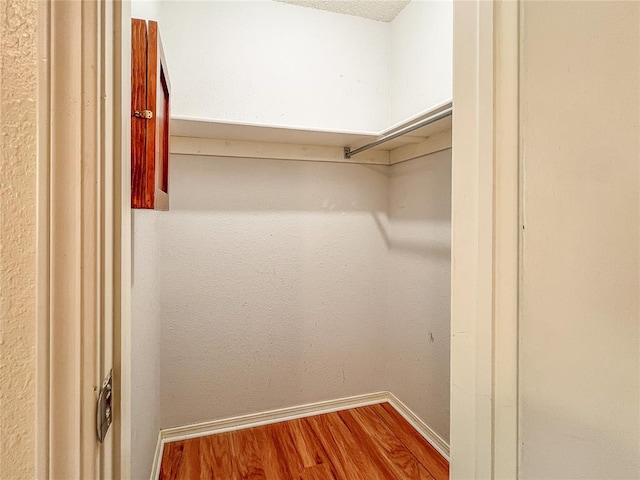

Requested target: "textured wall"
[
  {"left": 0, "top": 0, "right": 38, "bottom": 478},
  {"left": 390, "top": 0, "right": 453, "bottom": 124},
  {"left": 132, "top": 0, "right": 391, "bottom": 132},
  {"left": 387, "top": 150, "right": 451, "bottom": 443},
  {"left": 274, "top": 0, "right": 410, "bottom": 23},
  {"left": 133, "top": 0, "right": 453, "bottom": 132},
  {"left": 519, "top": 2, "right": 640, "bottom": 478},
  {"left": 159, "top": 156, "right": 390, "bottom": 428},
  {"left": 131, "top": 211, "right": 162, "bottom": 480}
]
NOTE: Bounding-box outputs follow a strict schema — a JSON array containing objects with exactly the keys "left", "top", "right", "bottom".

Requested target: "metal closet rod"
[{"left": 343, "top": 104, "right": 453, "bottom": 159}]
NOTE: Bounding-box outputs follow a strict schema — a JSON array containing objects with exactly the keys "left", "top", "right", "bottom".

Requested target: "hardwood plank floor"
[
  {"left": 376, "top": 403, "right": 449, "bottom": 480},
  {"left": 159, "top": 403, "right": 449, "bottom": 480}
]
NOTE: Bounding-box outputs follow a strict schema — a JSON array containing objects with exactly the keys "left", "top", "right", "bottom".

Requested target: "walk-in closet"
[{"left": 130, "top": 1, "right": 453, "bottom": 478}]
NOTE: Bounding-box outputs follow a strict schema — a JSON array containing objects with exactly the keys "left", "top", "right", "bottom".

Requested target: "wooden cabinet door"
[{"left": 131, "top": 19, "right": 170, "bottom": 210}]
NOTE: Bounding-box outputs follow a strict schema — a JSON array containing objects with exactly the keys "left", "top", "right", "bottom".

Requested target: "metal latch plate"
[
  {"left": 133, "top": 109, "right": 154, "bottom": 119},
  {"left": 97, "top": 369, "right": 113, "bottom": 443}
]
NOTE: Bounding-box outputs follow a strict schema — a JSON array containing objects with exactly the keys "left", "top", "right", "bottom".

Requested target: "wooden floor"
[{"left": 160, "top": 402, "right": 449, "bottom": 480}]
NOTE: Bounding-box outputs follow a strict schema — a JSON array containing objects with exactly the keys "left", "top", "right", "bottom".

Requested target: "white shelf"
[{"left": 169, "top": 100, "right": 452, "bottom": 165}]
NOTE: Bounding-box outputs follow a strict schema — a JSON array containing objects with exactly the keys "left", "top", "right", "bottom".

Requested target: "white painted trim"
[
  {"left": 39, "top": 1, "right": 105, "bottom": 477},
  {"left": 161, "top": 392, "right": 388, "bottom": 443},
  {"left": 386, "top": 392, "right": 450, "bottom": 460},
  {"left": 150, "top": 391, "right": 450, "bottom": 479},
  {"left": 112, "top": 2, "right": 132, "bottom": 478},
  {"left": 492, "top": 1, "right": 520, "bottom": 477},
  {"left": 149, "top": 432, "right": 164, "bottom": 480},
  {"left": 171, "top": 114, "right": 380, "bottom": 139},
  {"left": 170, "top": 132, "right": 452, "bottom": 166},
  {"left": 170, "top": 101, "right": 452, "bottom": 166},
  {"left": 450, "top": 1, "right": 520, "bottom": 479},
  {"left": 37, "top": 1, "right": 130, "bottom": 478},
  {"left": 380, "top": 98, "right": 453, "bottom": 136},
  {"left": 171, "top": 136, "right": 390, "bottom": 165},
  {"left": 171, "top": 99, "right": 452, "bottom": 142},
  {"left": 388, "top": 130, "right": 452, "bottom": 165}
]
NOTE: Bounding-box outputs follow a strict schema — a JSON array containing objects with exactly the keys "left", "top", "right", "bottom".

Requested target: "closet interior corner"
[{"left": 130, "top": 1, "right": 453, "bottom": 479}]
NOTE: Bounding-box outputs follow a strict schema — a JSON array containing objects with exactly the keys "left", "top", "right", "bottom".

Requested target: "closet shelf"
[{"left": 170, "top": 100, "right": 452, "bottom": 166}]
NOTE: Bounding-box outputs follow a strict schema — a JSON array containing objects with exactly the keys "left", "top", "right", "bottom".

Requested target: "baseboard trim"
[
  {"left": 149, "top": 432, "right": 164, "bottom": 480},
  {"left": 161, "top": 391, "right": 389, "bottom": 443},
  {"left": 150, "top": 391, "right": 449, "bottom": 478},
  {"left": 386, "top": 392, "right": 450, "bottom": 460}
]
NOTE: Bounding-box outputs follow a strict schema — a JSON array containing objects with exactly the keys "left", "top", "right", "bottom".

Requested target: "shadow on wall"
[
  {"left": 167, "top": 151, "right": 451, "bottom": 261},
  {"left": 155, "top": 150, "right": 451, "bottom": 428},
  {"left": 169, "top": 154, "right": 389, "bottom": 213},
  {"left": 157, "top": 154, "right": 392, "bottom": 427},
  {"left": 385, "top": 149, "right": 452, "bottom": 259},
  {"left": 385, "top": 148, "right": 452, "bottom": 442}
]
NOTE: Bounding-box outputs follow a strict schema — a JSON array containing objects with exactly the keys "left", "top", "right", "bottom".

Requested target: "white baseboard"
[
  {"left": 161, "top": 391, "right": 389, "bottom": 442},
  {"left": 150, "top": 391, "right": 449, "bottom": 479},
  {"left": 149, "top": 432, "right": 164, "bottom": 480},
  {"left": 386, "top": 392, "right": 450, "bottom": 460}
]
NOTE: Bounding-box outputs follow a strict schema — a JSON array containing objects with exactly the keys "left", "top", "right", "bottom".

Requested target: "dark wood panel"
[
  {"left": 160, "top": 404, "right": 449, "bottom": 480},
  {"left": 144, "top": 20, "right": 159, "bottom": 208},
  {"left": 131, "top": 19, "right": 170, "bottom": 210},
  {"left": 130, "top": 18, "right": 149, "bottom": 209},
  {"left": 148, "top": 20, "right": 169, "bottom": 210}
]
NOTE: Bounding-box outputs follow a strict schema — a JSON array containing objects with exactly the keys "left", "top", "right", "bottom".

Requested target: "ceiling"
[{"left": 274, "top": 0, "right": 411, "bottom": 22}]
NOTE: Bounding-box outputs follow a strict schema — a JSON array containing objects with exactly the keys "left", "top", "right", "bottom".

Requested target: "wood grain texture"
[
  {"left": 377, "top": 403, "right": 449, "bottom": 480},
  {"left": 339, "top": 406, "right": 434, "bottom": 479},
  {"left": 160, "top": 403, "right": 448, "bottom": 480},
  {"left": 149, "top": 20, "right": 170, "bottom": 210},
  {"left": 306, "top": 411, "right": 380, "bottom": 480},
  {"left": 131, "top": 19, "right": 170, "bottom": 210},
  {"left": 130, "top": 18, "right": 149, "bottom": 209},
  {"left": 299, "top": 464, "right": 336, "bottom": 480},
  {"left": 144, "top": 20, "right": 159, "bottom": 208},
  {"left": 285, "top": 418, "right": 334, "bottom": 473},
  {"left": 230, "top": 426, "right": 268, "bottom": 479},
  {"left": 200, "top": 432, "right": 235, "bottom": 479}
]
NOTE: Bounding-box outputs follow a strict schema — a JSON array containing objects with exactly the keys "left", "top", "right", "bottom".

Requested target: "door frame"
[
  {"left": 36, "top": 0, "right": 520, "bottom": 477},
  {"left": 450, "top": 1, "right": 520, "bottom": 478},
  {"left": 36, "top": 1, "right": 131, "bottom": 478}
]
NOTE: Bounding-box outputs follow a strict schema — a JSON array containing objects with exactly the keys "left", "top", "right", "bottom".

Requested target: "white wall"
[
  {"left": 159, "top": 155, "right": 390, "bottom": 427},
  {"left": 131, "top": 211, "right": 162, "bottom": 480},
  {"left": 132, "top": 0, "right": 391, "bottom": 132},
  {"left": 388, "top": 150, "right": 452, "bottom": 443},
  {"left": 519, "top": 2, "right": 640, "bottom": 478},
  {"left": 132, "top": 0, "right": 454, "bottom": 131},
  {"left": 390, "top": 0, "right": 453, "bottom": 124}
]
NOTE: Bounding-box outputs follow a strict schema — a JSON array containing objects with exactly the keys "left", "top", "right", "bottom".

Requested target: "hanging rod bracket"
[{"left": 343, "top": 104, "right": 453, "bottom": 159}]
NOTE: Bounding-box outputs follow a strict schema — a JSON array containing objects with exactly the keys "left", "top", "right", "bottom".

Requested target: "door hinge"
[
  {"left": 133, "top": 109, "right": 154, "bottom": 119},
  {"left": 96, "top": 369, "right": 113, "bottom": 443}
]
